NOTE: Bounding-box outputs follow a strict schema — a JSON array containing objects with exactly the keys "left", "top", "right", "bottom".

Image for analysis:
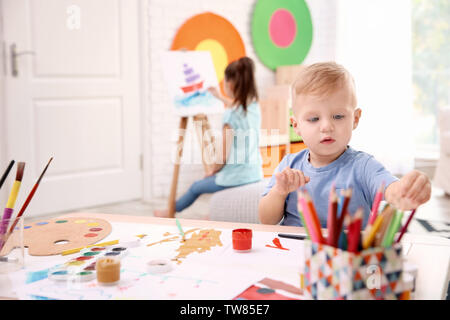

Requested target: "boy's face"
[{"left": 291, "top": 88, "right": 361, "bottom": 163}]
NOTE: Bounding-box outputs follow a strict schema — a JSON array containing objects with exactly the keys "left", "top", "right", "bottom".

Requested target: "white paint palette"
[{"left": 48, "top": 244, "right": 130, "bottom": 283}]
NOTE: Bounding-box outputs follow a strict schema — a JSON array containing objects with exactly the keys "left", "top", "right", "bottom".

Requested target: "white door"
[{"left": 2, "top": 0, "right": 142, "bottom": 217}]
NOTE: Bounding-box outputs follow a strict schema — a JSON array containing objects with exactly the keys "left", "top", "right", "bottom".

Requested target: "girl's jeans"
[{"left": 175, "top": 175, "right": 232, "bottom": 212}]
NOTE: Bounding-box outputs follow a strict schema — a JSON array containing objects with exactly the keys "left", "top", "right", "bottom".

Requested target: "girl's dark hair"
[{"left": 224, "top": 56, "right": 258, "bottom": 112}]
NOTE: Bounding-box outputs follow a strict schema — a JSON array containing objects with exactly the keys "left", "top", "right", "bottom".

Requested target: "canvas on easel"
[
  {"left": 161, "top": 51, "right": 224, "bottom": 116},
  {"left": 161, "top": 51, "right": 223, "bottom": 217}
]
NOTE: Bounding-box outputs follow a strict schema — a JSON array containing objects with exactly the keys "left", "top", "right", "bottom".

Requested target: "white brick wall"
[{"left": 145, "top": 0, "right": 337, "bottom": 200}]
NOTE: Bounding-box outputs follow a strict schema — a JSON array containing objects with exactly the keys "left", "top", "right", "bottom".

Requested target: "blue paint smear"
[
  {"left": 26, "top": 268, "right": 50, "bottom": 284},
  {"left": 29, "top": 295, "right": 58, "bottom": 300},
  {"left": 175, "top": 91, "right": 218, "bottom": 108}
]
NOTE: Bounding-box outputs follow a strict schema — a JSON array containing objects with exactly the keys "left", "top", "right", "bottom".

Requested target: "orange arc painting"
[{"left": 171, "top": 12, "right": 246, "bottom": 95}]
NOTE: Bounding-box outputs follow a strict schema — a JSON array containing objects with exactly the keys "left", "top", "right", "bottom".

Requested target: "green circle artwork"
[{"left": 251, "top": 0, "right": 313, "bottom": 70}]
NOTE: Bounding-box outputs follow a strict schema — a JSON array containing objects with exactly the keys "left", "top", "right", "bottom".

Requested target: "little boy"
[{"left": 258, "top": 62, "right": 431, "bottom": 227}]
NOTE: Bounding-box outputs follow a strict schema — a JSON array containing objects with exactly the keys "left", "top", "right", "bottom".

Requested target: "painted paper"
[{"left": 161, "top": 51, "right": 224, "bottom": 116}]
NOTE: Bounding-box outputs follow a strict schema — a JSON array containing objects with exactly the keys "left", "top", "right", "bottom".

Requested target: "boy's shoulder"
[
  {"left": 346, "top": 147, "right": 374, "bottom": 162},
  {"left": 344, "top": 148, "right": 390, "bottom": 177},
  {"left": 279, "top": 148, "right": 309, "bottom": 168}
]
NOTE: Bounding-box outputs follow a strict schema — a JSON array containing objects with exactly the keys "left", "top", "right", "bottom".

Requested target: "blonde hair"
[{"left": 292, "top": 62, "right": 357, "bottom": 111}]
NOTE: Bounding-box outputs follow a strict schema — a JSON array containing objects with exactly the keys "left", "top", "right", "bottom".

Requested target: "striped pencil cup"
[
  {"left": 301, "top": 241, "right": 410, "bottom": 300},
  {"left": 0, "top": 216, "right": 25, "bottom": 273}
]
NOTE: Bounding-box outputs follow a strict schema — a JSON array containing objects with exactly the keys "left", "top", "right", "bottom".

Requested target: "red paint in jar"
[{"left": 232, "top": 228, "right": 252, "bottom": 252}]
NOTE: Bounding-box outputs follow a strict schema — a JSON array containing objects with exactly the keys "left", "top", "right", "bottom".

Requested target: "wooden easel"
[{"left": 168, "top": 114, "right": 216, "bottom": 217}]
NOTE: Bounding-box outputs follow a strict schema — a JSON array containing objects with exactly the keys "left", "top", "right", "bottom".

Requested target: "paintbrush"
[
  {"left": 7, "top": 157, "right": 53, "bottom": 235},
  {"left": 0, "top": 160, "right": 15, "bottom": 191},
  {"left": 0, "top": 162, "right": 25, "bottom": 250},
  {"left": 175, "top": 218, "right": 185, "bottom": 241},
  {"left": 61, "top": 234, "right": 147, "bottom": 256}
]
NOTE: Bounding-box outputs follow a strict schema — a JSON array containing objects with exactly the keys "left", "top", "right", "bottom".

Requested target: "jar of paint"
[
  {"left": 0, "top": 216, "right": 25, "bottom": 273},
  {"left": 232, "top": 228, "right": 252, "bottom": 252},
  {"left": 96, "top": 256, "right": 121, "bottom": 285}
]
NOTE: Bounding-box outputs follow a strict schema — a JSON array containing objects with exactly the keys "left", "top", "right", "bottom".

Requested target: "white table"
[{"left": 1, "top": 213, "right": 449, "bottom": 300}]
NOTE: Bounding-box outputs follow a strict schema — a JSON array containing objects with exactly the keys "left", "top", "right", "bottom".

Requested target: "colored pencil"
[
  {"left": 391, "top": 210, "right": 404, "bottom": 245},
  {"left": 326, "top": 186, "right": 338, "bottom": 246},
  {"left": 336, "top": 188, "right": 352, "bottom": 234},
  {"left": 363, "top": 213, "right": 384, "bottom": 249},
  {"left": 368, "top": 182, "right": 385, "bottom": 225},
  {"left": 0, "top": 160, "right": 15, "bottom": 191},
  {"left": 296, "top": 190, "right": 311, "bottom": 239},
  {"left": 374, "top": 204, "right": 395, "bottom": 247},
  {"left": 346, "top": 214, "right": 355, "bottom": 252},
  {"left": 348, "top": 208, "right": 363, "bottom": 253},
  {"left": 298, "top": 191, "right": 319, "bottom": 243},
  {"left": 337, "top": 190, "right": 344, "bottom": 219},
  {"left": 0, "top": 162, "right": 25, "bottom": 250},
  {"left": 7, "top": 158, "right": 53, "bottom": 235},
  {"left": 381, "top": 210, "right": 403, "bottom": 248},
  {"left": 395, "top": 209, "right": 417, "bottom": 243},
  {"left": 339, "top": 215, "right": 351, "bottom": 250},
  {"left": 296, "top": 197, "right": 311, "bottom": 240},
  {"left": 303, "top": 191, "right": 325, "bottom": 244}
]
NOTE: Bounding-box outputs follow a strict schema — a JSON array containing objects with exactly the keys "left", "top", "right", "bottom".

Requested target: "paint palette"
[
  {"left": 48, "top": 245, "right": 129, "bottom": 282},
  {"left": 48, "top": 268, "right": 96, "bottom": 282},
  {"left": 0, "top": 216, "right": 112, "bottom": 256}
]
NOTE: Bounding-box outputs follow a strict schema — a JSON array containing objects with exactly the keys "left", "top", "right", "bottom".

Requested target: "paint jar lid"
[
  {"left": 118, "top": 237, "right": 141, "bottom": 248},
  {"left": 232, "top": 228, "right": 252, "bottom": 239},
  {"left": 147, "top": 259, "right": 173, "bottom": 274},
  {"left": 97, "top": 257, "right": 120, "bottom": 269}
]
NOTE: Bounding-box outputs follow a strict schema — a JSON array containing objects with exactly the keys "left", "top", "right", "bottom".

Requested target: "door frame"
[
  {"left": 0, "top": 0, "right": 151, "bottom": 208},
  {"left": 139, "top": 0, "right": 152, "bottom": 202}
]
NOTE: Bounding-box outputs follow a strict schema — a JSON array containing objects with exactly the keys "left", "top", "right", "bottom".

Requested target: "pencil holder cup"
[
  {"left": 0, "top": 216, "right": 25, "bottom": 273},
  {"left": 301, "top": 241, "right": 409, "bottom": 300}
]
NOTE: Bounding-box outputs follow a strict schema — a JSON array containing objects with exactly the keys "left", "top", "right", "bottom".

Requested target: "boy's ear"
[{"left": 353, "top": 108, "right": 362, "bottom": 130}]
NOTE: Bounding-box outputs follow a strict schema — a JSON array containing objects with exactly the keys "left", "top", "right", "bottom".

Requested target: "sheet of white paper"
[{"left": 14, "top": 222, "right": 305, "bottom": 300}]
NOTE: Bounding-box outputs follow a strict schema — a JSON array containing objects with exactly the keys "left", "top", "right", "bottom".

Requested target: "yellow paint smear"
[{"left": 173, "top": 229, "right": 222, "bottom": 264}]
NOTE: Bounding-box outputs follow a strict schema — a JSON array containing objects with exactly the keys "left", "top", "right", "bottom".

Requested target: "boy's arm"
[
  {"left": 258, "top": 189, "right": 287, "bottom": 225},
  {"left": 259, "top": 168, "right": 310, "bottom": 225}
]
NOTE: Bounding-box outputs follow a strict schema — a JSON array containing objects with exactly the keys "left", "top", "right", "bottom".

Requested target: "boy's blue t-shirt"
[
  {"left": 215, "top": 102, "right": 263, "bottom": 187},
  {"left": 261, "top": 147, "right": 398, "bottom": 228}
]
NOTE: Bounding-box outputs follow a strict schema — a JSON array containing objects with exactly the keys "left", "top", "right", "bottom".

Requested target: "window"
[{"left": 412, "top": 0, "right": 450, "bottom": 157}]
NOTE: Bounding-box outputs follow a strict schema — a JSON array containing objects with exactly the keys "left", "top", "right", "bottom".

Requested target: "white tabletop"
[{"left": 1, "top": 213, "right": 449, "bottom": 300}]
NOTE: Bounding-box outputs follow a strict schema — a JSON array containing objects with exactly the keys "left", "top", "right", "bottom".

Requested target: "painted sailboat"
[{"left": 181, "top": 63, "right": 204, "bottom": 94}]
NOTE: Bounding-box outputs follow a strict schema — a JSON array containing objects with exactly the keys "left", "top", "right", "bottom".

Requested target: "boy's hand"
[
  {"left": 273, "top": 168, "right": 310, "bottom": 196},
  {"left": 387, "top": 170, "right": 431, "bottom": 210}
]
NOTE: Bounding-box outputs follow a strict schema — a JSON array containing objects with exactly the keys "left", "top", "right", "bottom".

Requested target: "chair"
[{"left": 209, "top": 179, "right": 270, "bottom": 223}]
